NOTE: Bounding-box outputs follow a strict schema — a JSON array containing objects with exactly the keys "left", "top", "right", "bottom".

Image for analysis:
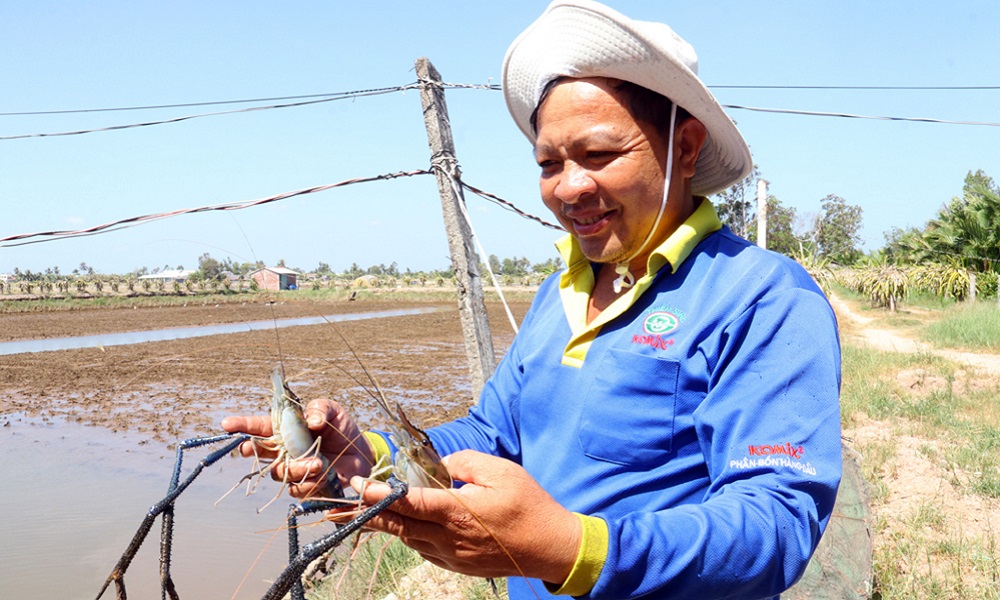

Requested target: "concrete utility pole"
[
  {"left": 415, "top": 57, "right": 496, "bottom": 398},
  {"left": 756, "top": 179, "right": 768, "bottom": 250}
]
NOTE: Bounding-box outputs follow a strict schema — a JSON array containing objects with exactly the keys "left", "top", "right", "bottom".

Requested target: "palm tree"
[
  {"left": 888, "top": 178, "right": 1000, "bottom": 274},
  {"left": 926, "top": 183, "right": 1000, "bottom": 272}
]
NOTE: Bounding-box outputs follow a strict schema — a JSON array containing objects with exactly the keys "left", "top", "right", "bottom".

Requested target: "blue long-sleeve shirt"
[{"left": 403, "top": 202, "right": 842, "bottom": 599}]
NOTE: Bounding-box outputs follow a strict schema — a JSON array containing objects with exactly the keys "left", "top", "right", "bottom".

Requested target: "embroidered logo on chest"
[
  {"left": 632, "top": 310, "right": 681, "bottom": 350},
  {"left": 642, "top": 311, "right": 680, "bottom": 335}
]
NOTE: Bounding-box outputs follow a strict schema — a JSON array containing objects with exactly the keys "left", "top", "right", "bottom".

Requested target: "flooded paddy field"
[{"left": 0, "top": 296, "right": 524, "bottom": 599}]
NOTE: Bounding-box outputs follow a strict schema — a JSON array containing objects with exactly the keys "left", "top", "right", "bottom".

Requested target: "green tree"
[
  {"left": 815, "top": 194, "right": 863, "bottom": 263},
  {"left": 500, "top": 256, "right": 531, "bottom": 276},
  {"left": 746, "top": 195, "right": 799, "bottom": 256},
  {"left": 886, "top": 171, "right": 1000, "bottom": 272},
  {"left": 531, "top": 257, "right": 564, "bottom": 275},
  {"left": 714, "top": 166, "right": 761, "bottom": 240},
  {"left": 197, "top": 253, "right": 223, "bottom": 281},
  {"left": 344, "top": 263, "right": 364, "bottom": 279},
  {"left": 927, "top": 178, "right": 1000, "bottom": 271},
  {"left": 883, "top": 225, "right": 927, "bottom": 264},
  {"left": 964, "top": 169, "right": 997, "bottom": 196}
]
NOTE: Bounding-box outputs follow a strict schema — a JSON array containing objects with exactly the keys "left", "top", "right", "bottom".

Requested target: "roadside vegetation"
[
  {"left": 837, "top": 291, "right": 1000, "bottom": 599},
  {"left": 921, "top": 303, "right": 1000, "bottom": 353}
]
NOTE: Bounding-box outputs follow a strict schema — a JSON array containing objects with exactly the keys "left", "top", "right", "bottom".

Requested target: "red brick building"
[{"left": 248, "top": 267, "right": 298, "bottom": 291}]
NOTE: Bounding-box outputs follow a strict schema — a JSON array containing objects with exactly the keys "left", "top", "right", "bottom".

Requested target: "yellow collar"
[{"left": 553, "top": 199, "right": 722, "bottom": 367}]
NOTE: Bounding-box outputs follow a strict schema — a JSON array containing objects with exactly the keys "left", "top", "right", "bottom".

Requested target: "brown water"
[{"left": 1, "top": 415, "right": 343, "bottom": 599}]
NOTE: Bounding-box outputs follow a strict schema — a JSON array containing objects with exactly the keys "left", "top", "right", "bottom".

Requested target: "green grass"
[
  {"left": 920, "top": 302, "right": 1000, "bottom": 352},
  {"left": 307, "top": 534, "right": 424, "bottom": 600},
  {"left": 947, "top": 426, "right": 1000, "bottom": 499},
  {"left": 0, "top": 283, "right": 535, "bottom": 315},
  {"left": 464, "top": 577, "right": 508, "bottom": 600},
  {"left": 840, "top": 324, "right": 1000, "bottom": 598},
  {"left": 881, "top": 315, "right": 924, "bottom": 329},
  {"left": 0, "top": 289, "right": 262, "bottom": 313},
  {"left": 306, "top": 534, "right": 509, "bottom": 600},
  {"left": 842, "top": 345, "right": 1000, "bottom": 500},
  {"left": 905, "top": 291, "right": 959, "bottom": 312},
  {"left": 872, "top": 529, "right": 1000, "bottom": 600},
  {"left": 840, "top": 346, "right": 951, "bottom": 422}
]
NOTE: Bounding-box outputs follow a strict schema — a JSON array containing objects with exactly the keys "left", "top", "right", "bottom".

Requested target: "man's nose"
[{"left": 554, "top": 163, "right": 596, "bottom": 204}]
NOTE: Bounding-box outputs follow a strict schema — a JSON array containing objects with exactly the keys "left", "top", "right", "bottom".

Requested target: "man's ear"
[{"left": 676, "top": 118, "right": 707, "bottom": 180}]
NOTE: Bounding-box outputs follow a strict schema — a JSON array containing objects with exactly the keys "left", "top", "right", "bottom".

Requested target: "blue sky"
[{"left": 2, "top": 1, "right": 998, "bottom": 276}]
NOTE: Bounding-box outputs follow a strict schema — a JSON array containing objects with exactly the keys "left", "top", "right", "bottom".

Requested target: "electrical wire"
[
  {"left": 710, "top": 85, "right": 1000, "bottom": 91},
  {"left": 430, "top": 156, "right": 520, "bottom": 335},
  {"left": 0, "top": 167, "right": 561, "bottom": 257},
  {"left": 0, "top": 84, "right": 420, "bottom": 141},
  {"left": 0, "top": 89, "right": 416, "bottom": 116},
  {"left": 4, "top": 80, "right": 1000, "bottom": 141},
  {"left": 722, "top": 104, "right": 1000, "bottom": 127},
  {"left": 1, "top": 83, "right": 498, "bottom": 117},
  {"left": 4, "top": 82, "right": 993, "bottom": 117},
  {"left": 0, "top": 170, "right": 431, "bottom": 247},
  {"left": 460, "top": 182, "right": 565, "bottom": 232}
]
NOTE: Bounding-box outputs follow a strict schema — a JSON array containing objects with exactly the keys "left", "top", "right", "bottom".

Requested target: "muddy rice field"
[{"left": 0, "top": 295, "right": 525, "bottom": 599}]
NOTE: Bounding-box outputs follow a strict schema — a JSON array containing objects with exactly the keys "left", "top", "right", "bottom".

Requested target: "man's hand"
[
  {"left": 221, "top": 398, "right": 374, "bottom": 498},
  {"left": 352, "top": 450, "right": 581, "bottom": 586}
]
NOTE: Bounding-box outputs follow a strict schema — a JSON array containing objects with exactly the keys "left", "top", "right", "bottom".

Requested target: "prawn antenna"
[{"left": 316, "top": 316, "right": 396, "bottom": 419}]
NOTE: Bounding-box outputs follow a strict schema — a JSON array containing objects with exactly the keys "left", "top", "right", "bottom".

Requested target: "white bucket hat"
[{"left": 502, "top": 0, "right": 752, "bottom": 197}]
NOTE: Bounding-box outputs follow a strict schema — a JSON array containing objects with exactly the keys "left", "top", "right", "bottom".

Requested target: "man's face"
[{"left": 534, "top": 78, "right": 678, "bottom": 266}]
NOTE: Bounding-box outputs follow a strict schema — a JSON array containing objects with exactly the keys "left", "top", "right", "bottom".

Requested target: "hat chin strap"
[{"left": 612, "top": 103, "right": 678, "bottom": 294}]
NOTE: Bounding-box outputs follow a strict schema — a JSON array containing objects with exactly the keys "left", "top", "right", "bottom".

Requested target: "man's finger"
[
  {"left": 273, "top": 457, "right": 324, "bottom": 483},
  {"left": 362, "top": 506, "right": 447, "bottom": 545},
  {"left": 221, "top": 415, "right": 272, "bottom": 437},
  {"left": 354, "top": 477, "right": 455, "bottom": 522},
  {"left": 440, "top": 450, "right": 509, "bottom": 487}
]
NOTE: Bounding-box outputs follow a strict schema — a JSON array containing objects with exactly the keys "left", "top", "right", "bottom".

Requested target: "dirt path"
[{"left": 829, "top": 293, "right": 1000, "bottom": 376}]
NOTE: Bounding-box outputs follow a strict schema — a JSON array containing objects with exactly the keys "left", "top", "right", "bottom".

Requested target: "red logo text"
[
  {"left": 748, "top": 443, "right": 805, "bottom": 459},
  {"left": 632, "top": 334, "right": 675, "bottom": 350}
]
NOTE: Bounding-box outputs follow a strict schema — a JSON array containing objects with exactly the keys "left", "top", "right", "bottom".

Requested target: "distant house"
[
  {"left": 249, "top": 267, "right": 298, "bottom": 291},
  {"left": 139, "top": 269, "right": 194, "bottom": 283}
]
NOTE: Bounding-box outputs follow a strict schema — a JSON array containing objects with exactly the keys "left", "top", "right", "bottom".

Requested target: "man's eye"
[{"left": 587, "top": 151, "right": 618, "bottom": 161}]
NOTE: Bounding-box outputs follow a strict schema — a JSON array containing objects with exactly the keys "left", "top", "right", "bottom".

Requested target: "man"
[{"left": 224, "top": 2, "right": 842, "bottom": 598}]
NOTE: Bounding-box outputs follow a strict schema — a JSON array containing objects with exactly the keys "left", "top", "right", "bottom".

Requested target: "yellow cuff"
[
  {"left": 544, "top": 514, "right": 608, "bottom": 597},
  {"left": 362, "top": 431, "right": 392, "bottom": 481}
]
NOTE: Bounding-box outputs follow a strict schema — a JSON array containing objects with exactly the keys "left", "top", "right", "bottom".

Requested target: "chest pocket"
[{"left": 578, "top": 349, "right": 679, "bottom": 466}]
